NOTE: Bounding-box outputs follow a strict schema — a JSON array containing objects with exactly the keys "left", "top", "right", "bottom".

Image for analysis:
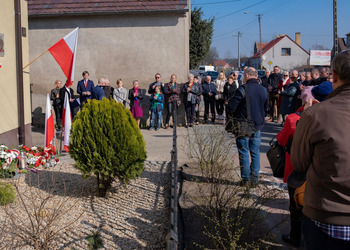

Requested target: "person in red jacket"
[{"left": 276, "top": 86, "right": 317, "bottom": 247}]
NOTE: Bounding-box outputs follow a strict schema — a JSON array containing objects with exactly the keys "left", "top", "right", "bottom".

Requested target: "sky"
[{"left": 191, "top": 0, "right": 350, "bottom": 59}]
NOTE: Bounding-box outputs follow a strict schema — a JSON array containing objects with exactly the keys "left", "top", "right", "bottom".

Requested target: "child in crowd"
[{"left": 149, "top": 85, "right": 164, "bottom": 131}]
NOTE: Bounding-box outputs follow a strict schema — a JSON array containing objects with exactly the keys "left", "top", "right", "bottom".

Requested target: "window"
[{"left": 281, "top": 48, "right": 291, "bottom": 56}]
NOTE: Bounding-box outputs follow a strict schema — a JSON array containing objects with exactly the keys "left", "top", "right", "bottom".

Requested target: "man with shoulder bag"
[{"left": 227, "top": 67, "right": 269, "bottom": 187}]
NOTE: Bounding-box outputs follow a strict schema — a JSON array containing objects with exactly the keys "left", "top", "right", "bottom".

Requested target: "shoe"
[
  {"left": 250, "top": 182, "right": 258, "bottom": 188},
  {"left": 149, "top": 127, "right": 154, "bottom": 131},
  {"left": 156, "top": 128, "right": 160, "bottom": 131},
  {"left": 239, "top": 180, "right": 249, "bottom": 187},
  {"left": 195, "top": 122, "right": 199, "bottom": 125},
  {"left": 164, "top": 124, "right": 168, "bottom": 129},
  {"left": 282, "top": 234, "right": 300, "bottom": 247}
]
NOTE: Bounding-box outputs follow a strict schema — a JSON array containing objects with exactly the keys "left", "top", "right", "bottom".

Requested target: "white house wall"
[{"left": 259, "top": 37, "right": 309, "bottom": 71}]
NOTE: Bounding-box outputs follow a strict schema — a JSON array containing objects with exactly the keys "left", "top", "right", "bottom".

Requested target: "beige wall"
[
  {"left": 28, "top": 12, "right": 190, "bottom": 119},
  {"left": 0, "top": 0, "right": 32, "bottom": 145}
]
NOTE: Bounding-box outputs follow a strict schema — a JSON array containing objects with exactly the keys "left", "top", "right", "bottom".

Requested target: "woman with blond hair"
[
  {"left": 214, "top": 71, "right": 226, "bottom": 120},
  {"left": 113, "top": 79, "right": 127, "bottom": 106}
]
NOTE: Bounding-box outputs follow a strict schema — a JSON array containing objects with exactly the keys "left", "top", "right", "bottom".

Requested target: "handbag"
[
  {"left": 225, "top": 85, "right": 255, "bottom": 138},
  {"left": 266, "top": 136, "right": 285, "bottom": 178}
]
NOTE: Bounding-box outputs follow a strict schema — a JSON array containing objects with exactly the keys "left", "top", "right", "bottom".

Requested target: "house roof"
[
  {"left": 28, "top": 0, "right": 189, "bottom": 16},
  {"left": 255, "top": 42, "right": 267, "bottom": 52},
  {"left": 251, "top": 34, "right": 309, "bottom": 58},
  {"left": 338, "top": 37, "right": 347, "bottom": 51},
  {"left": 214, "top": 60, "right": 226, "bottom": 66}
]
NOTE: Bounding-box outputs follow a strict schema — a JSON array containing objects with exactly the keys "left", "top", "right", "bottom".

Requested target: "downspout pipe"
[{"left": 15, "top": 0, "right": 26, "bottom": 145}]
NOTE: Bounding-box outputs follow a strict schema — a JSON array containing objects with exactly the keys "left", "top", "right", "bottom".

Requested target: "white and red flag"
[
  {"left": 48, "top": 28, "right": 79, "bottom": 87},
  {"left": 44, "top": 94, "right": 55, "bottom": 148},
  {"left": 62, "top": 93, "right": 72, "bottom": 152}
]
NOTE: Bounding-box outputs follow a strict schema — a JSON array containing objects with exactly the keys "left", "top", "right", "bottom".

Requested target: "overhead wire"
[{"left": 192, "top": 0, "right": 242, "bottom": 6}]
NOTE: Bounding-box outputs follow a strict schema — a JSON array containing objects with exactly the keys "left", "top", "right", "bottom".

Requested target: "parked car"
[
  {"left": 225, "top": 71, "right": 243, "bottom": 81},
  {"left": 198, "top": 65, "right": 215, "bottom": 75},
  {"left": 203, "top": 71, "right": 219, "bottom": 81}
]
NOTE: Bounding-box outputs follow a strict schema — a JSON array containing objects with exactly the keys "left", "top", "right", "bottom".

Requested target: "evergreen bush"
[
  {"left": 69, "top": 99, "right": 147, "bottom": 197},
  {"left": 0, "top": 182, "right": 16, "bottom": 206}
]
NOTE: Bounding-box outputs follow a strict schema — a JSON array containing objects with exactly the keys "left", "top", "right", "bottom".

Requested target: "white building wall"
[{"left": 260, "top": 36, "right": 309, "bottom": 71}]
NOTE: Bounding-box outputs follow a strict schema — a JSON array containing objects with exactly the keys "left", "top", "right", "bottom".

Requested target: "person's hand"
[
  {"left": 173, "top": 89, "right": 177, "bottom": 93},
  {"left": 87, "top": 91, "right": 91, "bottom": 95},
  {"left": 154, "top": 95, "right": 157, "bottom": 99},
  {"left": 56, "top": 93, "right": 59, "bottom": 98},
  {"left": 225, "top": 101, "right": 228, "bottom": 105},
  {"left": 304, "top": 99, "right": 319, "bottom": 109},
  {"left": 152, "top": 85, "right": 156, "bottom": 89},
  {"left": 209, "top": 92, "right": 212, "bottom": 96},
  {"left": 299, "top": 85, "right": 304, "bottom": 91},
  {"left": 134, "top": 92, "right": 138, "bottom": 96},
  {"left": 69, "top": 99, "right": 74, "bottom": 102},
  {"left": 187, "top": 88, "right": 191, "bottom": 92},
  {"left": 162, "top": 83, "right": 164, "bottom": 87}
]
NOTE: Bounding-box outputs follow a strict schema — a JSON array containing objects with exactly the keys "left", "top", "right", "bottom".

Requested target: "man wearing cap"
[{"left": 291, "top": 50, "right": 350, "bottom": 249}]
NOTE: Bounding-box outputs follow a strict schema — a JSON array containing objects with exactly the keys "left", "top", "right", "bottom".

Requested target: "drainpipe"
[{"left": 15, "top": 0, "right": 26, "bottom": 145}]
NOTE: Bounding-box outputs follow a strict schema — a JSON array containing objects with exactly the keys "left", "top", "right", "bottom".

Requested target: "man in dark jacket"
[
  {"left": 92, "top": 78, "right": 106, "bottom": 100},
  {"left": 228, "top": 67, "right": 269, "bottom": 187},
  {"left": 148, "top": 73, "right": 164, "bottom": 94},
  {"left": 260, "top": 69, "right": 270, "bottom": 89},
  {"left": 291, "top": 49, "right": 350, "bottom": 249},
  {"left": 202, "top": 75, "right": 217, "bottom": 123},
  {"left": 267, "top": 66, "right": 282, "bottom": 122}
]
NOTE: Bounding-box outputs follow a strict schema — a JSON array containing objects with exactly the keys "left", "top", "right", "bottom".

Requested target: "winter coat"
[
  {"left": 279, "top": 82, "right": 300, "bottom": 115},
  {"left": 291, "top": 83, "right": 350, "bottom": 225},
  {"left": 276, "top": 107, "right": 303, "bottom": 183}
]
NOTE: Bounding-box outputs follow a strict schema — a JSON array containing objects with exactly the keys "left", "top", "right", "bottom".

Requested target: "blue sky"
[{"left": 191, "top": 0, "right": 350, "bottom": 58}]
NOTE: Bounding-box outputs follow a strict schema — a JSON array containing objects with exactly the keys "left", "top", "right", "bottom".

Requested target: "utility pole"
[
  {"left": 333, "top": 0, "right": 338, "bottom": 55},
  {"left": 257, "top": 14, "right": 262, "bottom": 69},
  {"left": 233, "top": 32, "right": 241, "bottom": 70}
]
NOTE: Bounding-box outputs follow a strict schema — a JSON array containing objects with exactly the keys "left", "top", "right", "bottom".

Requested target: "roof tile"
[{"left": 28, "top": 0, "right": 188, "bottom": 16}]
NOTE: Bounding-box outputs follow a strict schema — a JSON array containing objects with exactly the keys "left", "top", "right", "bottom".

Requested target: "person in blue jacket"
[{"left": 149, "top": 85, "right": 164, "bottom": 131}]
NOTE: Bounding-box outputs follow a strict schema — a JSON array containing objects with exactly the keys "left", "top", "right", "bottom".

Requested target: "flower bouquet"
[{"left": 0, "top": 145, "right": 59, "bottom": 178}]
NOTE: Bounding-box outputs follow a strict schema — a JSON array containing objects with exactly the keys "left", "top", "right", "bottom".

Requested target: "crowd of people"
[
  {"left": 49, "top": 50, "right": 350, "bottom": 249},
  {"left": 50, "top": 70, "right": 246, "bottom": 130}
]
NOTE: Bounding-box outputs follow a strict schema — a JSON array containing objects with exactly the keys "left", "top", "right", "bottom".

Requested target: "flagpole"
[{"left": 23, "top": 50, "right": 48, "bottom": 69}]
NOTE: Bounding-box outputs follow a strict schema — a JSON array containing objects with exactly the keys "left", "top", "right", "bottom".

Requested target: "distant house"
[
  {"left": 27, "top": 0, "right": 190, "bottom": 122},
  {"left": 250, "top": 33, "right": 309, "bottom": 71},
  {"left": 213, "top": 60, "right": 227, "bottom": 69},
  {"left": 333, "top": 33, "right": 350, "bottom": 55}
]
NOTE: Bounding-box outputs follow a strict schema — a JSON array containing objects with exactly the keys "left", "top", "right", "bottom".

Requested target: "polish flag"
[
  {"left": 44, "top": 94, "right": 55, "bottom": 148},
  {"left": 62, "top": 92, "right": 72, "bottom": 152},
  {"left": 48, "top": 28, "right": 78, "bottom": 87}
]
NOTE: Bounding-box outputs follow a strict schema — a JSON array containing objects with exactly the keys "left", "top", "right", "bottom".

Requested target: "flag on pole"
[
  {"left": 44, "top": 94, "right": 55, "bottom": 148},
  {"left": 63, "top": 93, "right": 72, "bottom": 152},
  {"left": 48, "top": 28, "right": 79, "bottom": 87}
]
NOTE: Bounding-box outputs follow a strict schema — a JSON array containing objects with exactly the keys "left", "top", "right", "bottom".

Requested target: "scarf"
[
  {"left": 134, "top": 86, "right": 139, "bottom": 95},
  {"left": 282, "top": 78, "right": 289, "bottom": 86}
]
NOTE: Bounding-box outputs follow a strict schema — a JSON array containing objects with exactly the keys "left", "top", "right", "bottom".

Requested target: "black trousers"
[
  {"left": 185, "top": 103, "right": 196, "bottom": 124},
  {"left": 216, "top": 98, "right": 225, "bottom": 116},
  {"left": 288, "top": 185, "right": 303, "bottom": 241},
  {"left": 165, "top": 102, "right": 174, "bottom": 125},
  {"left": 53, "top": 104, "right": 61, "bottom": 129},
  {"left": 204, "top": 99, "right": 215, "bottom": 122}
]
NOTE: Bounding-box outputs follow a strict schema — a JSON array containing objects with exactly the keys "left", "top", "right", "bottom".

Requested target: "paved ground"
[{"left": 31, "top": 120, "right": 304, "bottom": 249}]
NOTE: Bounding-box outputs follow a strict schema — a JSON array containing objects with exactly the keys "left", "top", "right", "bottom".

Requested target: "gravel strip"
[{"left": 0, "top": 160, "right": 171, "bottom": 249}]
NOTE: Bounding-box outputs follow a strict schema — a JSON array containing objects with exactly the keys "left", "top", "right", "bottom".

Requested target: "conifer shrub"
[
  {"left": 69, "top": 99, "right": 147, "bottom": 197},
  {"left": 0, "top": 182, "right": 16, "bottom": 206}
]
